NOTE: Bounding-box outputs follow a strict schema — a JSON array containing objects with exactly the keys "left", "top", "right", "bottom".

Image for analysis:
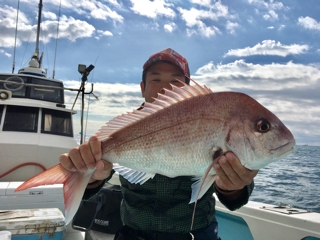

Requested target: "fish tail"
[
  {"left": 15, "top": 164, "right": 94, "bottom": 224},
  {"left": 15, "top": 164, "right": 71, "bottom": 191}
]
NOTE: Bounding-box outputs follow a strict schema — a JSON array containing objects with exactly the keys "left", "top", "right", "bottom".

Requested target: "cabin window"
[
  {"left": 41, "top": 109, "right": 73, "bottom": 137},
  {"left": 3, "top": 106, "right": 38, "bottom": 132},
  {"left": 0, "top": 75, "right": 65, "bottom": 103},
  {"left": 0, "top": 76, "right": 27, "bottom": 97},
  {"left": 30, "top": 78, "right": 64, "bottom": 103}
]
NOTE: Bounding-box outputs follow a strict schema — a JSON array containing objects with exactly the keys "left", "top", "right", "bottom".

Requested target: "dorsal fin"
[{"left": 96, "top": 79, "right": 212, "bottom": 141}]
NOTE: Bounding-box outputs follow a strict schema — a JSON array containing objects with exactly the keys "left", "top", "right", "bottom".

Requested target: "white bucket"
[{"left": 0, "top": 231, "right": 11, "bottom": 240}]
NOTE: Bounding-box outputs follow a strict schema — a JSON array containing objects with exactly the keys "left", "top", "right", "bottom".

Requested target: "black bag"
[{"left": 72, "top": 183, "right": 123, "bottom": 234}]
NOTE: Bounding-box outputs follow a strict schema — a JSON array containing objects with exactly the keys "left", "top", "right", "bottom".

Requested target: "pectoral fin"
[
  {"left": 190, "top": 174, "right": 216, "bottom": 204},
  {"left": 113, "top": 164, "right": 155, "bottom": 184}
]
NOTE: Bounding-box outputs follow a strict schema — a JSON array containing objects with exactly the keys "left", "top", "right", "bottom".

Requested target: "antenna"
[{"left": 52, "top": 0, "right": 62, "bottom": 79}]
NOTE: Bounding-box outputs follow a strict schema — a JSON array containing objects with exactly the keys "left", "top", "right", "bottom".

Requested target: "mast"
[{"left": 32, "top": 0, "right": 43, "bottom": 67}]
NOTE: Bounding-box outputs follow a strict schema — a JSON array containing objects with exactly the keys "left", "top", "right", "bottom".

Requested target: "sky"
[{"left": 0, "top": 0, "right": 319, "bottom": 146}]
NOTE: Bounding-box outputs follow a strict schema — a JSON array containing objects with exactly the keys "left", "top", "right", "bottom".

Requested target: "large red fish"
[{"left": 16, "top": 80, "right": 295, "bottom": 224}]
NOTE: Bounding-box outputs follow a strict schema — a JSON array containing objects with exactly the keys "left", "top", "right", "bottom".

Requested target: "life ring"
[{"left": 3, "top": 76, "right": 24, "bottom": 91}]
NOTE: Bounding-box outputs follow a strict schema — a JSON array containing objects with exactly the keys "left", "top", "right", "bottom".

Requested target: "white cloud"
[
  {"left": 224, "top": 40, "right": 309, "bottom": 57},
  {"left": 0, "top": 49, "right": 12, "bottom": 57},
  {"left": 177, "top": 1, "right": 237, "bottom": 37},
  {"left": 268, "top": 10, "right": 278, "bottom": 20},
  {"left": 97, "top": 30, "right": 113, "bottom": 37},
  {"left": 43, "top": 11, "right": 57, "bottom": 20},
  {"left": 263, "top": 10, "right": 278, "bottom": 21},
  {"left": 19, "top": 0, "right": 124, "bottom": 22},
  {"left": 178, "top": 7, "right": 226, "bottom": 37},
  {"left": 190, "top": 0, "right": 212, "bottom": 7},
  {"left": 298, "top": 16, "right": 320, "bottom": 32},
  {"left": 191, "top": 0, "right": 230, "bottom": 17},
  {"left": 195, "top": 60, "right": 319, "bottom": 90},
  {"left": 186, "top": 28, "right": 197, "bottom": 37},
  {"left": 179, "top": 3, "right": 229, "bottom": 27},
  {"left": 164, "top": 22, "right": 176, "bottom": 33},
  {"left": 130, "top": 0, "right": 175, "bottom": 19},
  {"left": 0, "top": 4, "right": 99, "bottom": 48},
  {"left": 90, "top": 3, "right": 123, "bottom": 22},
  {"left": 267, "top": 26, "right": 274, "bottom": 29},
  {"left": 248, "top": 0, "right": 287, "bottom": 21},
  {"left": 226, "top": 21, "right": 240, "bottom": 34},
  {"left": 248, "top": 0, "right": 286, "bottom": 11},
  {"left": 46, "top": 0, "right": 124, "bottom": 22},
  {"left": 105, "top": 0, "right": 122, "bottom": 8},
  {"left": 0, "top": 5, "right": 30, "bottom": 48},
  {"left": 40, "top": 16, "right": 96, "bottom": 42}
]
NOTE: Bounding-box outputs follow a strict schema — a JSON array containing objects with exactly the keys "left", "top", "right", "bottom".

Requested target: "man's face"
[{"left": 140, "top": 62, "right": 186, "bottom": 103}]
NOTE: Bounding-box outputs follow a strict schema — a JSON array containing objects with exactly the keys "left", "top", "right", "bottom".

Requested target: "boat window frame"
[
  {"left": 0, "top": 74, "right": 65, "bottom": 104},
  {"left": 41, "top": 108, "right": 74, "bottom": 137},
  {"left": 3, "top": 105, "right": 39, "bottom": 132},
  {"left": 29, "top": 78, "right": 64, "bottom": 103}
]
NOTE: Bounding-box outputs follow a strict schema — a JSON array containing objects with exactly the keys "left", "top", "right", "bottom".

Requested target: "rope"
[{"left": 0, "top": 162, "right": 46, "bottom": 179}]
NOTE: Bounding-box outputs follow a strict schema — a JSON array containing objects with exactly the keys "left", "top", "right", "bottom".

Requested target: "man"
[{"left": 60, "top": 48, "right": 258, "bottom": 239}]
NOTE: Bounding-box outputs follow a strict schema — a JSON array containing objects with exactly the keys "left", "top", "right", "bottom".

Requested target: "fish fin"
[
  {"left": 189, "top": 161, "right": 216, "bottom": 230},
  {"left": 15, "top": 164, "right": 72, "bottom": 190},
  {"left": 95, "top": 79, "right": 212, "bottom": 141},
  {"left": 113, "top": 164, "right": 155, "bottom": 184},
  {"left": 15, "top": 164, "right": 94, "bottom": 225},
  {"left": 189, "top": 175, "right": 216, "bottom": 204}
]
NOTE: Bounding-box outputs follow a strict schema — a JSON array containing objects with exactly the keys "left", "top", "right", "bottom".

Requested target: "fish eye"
[{"left": 256, "top": 119, "right": 271, "bottom": 133}]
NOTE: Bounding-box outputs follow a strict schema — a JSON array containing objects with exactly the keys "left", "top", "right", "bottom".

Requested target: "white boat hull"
[
  {"left": 0, "top": 132, "right": 77, "bottom": 181},
  {"left": 216, "top": 197, "right": 320, "bottom": 240}
]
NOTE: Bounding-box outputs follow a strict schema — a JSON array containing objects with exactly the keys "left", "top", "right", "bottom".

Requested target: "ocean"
[{"left": 250, "top": 145, "right": 320, "bottom": 213}]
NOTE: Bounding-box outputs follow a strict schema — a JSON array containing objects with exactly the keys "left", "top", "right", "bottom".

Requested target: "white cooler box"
[
  {"left": 0, "top": 182, "right": 64, "bottom": 214},
  {"left": 0, "top": 208, "right": 65, "bottom": 240}
]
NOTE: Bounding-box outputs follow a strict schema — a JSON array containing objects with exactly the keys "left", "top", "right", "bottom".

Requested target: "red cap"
[{"left": 143, "top": 48, "right": 190, "bottom": 77}]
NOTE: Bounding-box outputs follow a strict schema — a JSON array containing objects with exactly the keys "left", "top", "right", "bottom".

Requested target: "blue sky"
[{"left": 0, "top": 0, "right": 319, "bottom": 145}]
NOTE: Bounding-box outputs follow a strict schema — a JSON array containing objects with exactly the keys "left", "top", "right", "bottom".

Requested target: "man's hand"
[
  {"left": 59, "top": 136, "right": 113, "bottom": 187},
  {"left": 213, "top": 152, "right": 258, "bottom": 191}
]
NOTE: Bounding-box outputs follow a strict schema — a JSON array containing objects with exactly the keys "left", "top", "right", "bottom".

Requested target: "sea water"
[{"left": 250, "top": 145, "right": 320, "bottom": 213}]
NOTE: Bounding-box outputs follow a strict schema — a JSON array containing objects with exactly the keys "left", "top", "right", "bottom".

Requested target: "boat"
[{"left": 0, "top": 0, "right": 87, "bottom": 239}]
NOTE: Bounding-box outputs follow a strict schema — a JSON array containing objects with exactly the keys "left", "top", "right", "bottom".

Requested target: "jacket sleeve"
[
  {"left": 215, "top": 181, "right": 254, "bottom": 211},
  {"left": 82, "top": 169, "right": 115, "bottom": 200}
]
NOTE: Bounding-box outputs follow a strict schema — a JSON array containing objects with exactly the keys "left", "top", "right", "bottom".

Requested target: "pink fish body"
[{"left": 16, "top": 80, "right": 295, "bottom": 224}]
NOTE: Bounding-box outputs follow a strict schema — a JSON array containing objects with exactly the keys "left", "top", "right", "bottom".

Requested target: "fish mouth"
[{"left": 270, "top": 140, "right": 296, "bottom": 157}]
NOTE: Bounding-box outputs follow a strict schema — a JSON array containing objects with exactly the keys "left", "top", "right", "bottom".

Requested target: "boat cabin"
[
  {"left": 0, "top": 73, "right": 73, "bottom": 137},
  {"left": 0, "top": 71, "right": 78, "bottom": 181}
]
